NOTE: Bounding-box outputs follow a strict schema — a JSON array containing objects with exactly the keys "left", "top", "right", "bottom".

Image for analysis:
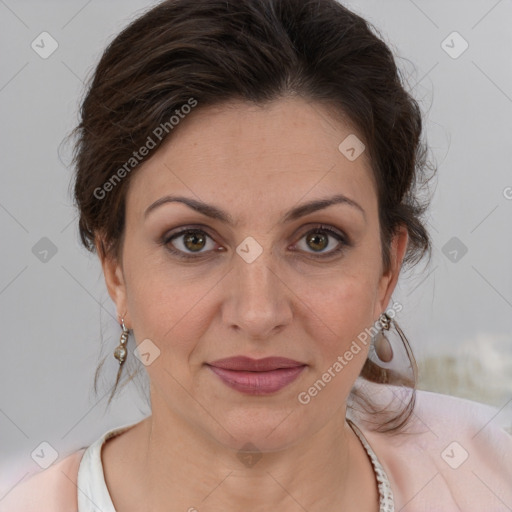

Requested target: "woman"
[{"left": 2, "top": 0, "right": 511, "bottom": 510}]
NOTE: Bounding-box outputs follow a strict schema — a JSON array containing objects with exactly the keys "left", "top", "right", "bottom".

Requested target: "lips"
[
  {"left": 207, "top": 356, "right": 305, "bottom": 372},
  {"left": 206, "top": 356, "right": 307, "bottom": 395}
]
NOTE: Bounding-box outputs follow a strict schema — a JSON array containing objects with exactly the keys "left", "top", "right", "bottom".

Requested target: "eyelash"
[{"left": 160, "top": 224, "right": 351, "bottom": 260}]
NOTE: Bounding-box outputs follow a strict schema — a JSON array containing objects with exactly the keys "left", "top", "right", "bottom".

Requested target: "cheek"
[
  {"left": 297, "top": 278, "right": 377, "bottom": 396},
  {"left": 124, "top": 256, "right": 215, "bottom": 363},
  {"left": 295, "top": 270, "right": 377, "bottom": 354}
]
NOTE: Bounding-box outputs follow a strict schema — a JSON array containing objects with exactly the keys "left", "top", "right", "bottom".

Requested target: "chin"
[{"left": 205, "top": 406, "right": 308, "bottom": 453}]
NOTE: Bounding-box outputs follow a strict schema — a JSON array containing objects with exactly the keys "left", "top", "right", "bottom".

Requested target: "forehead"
[{"left": 126, "top": 97, "right": 377, "bottom": 224}]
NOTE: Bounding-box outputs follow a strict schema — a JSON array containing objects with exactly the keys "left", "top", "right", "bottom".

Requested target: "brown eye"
[
  {"left": 182, "top": 231, "right": 207, "bottom": 252},
  {"left": 163, "top": 228, "right": 216, "bottom": 257},
  {"left": 295, "top": 225, "right": 348, "bottom": 258},
  {"left": 306, "top": 232, "right": 329, "bottom": 252}
]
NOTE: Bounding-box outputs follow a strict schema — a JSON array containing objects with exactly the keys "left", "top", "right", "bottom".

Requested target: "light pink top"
[{"left": 2, "top": 383, "right": 511, "bottom": 511}]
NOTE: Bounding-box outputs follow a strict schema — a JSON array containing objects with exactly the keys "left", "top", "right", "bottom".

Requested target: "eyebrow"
[{"left": 144, "top": 194, "right": 366, "bottom": 224}]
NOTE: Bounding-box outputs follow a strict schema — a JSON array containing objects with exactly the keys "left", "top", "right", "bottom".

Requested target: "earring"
[
  {"left": 372, "top": 312, "right": 393, "bottom": 363},
  {"left": 114, "top": 317, "right": 129, "bottom": 365}
]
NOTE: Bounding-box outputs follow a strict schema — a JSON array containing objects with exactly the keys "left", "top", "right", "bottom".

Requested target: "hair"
[{"left": 71, "top": 0, "right": 436, "bottom": 433}]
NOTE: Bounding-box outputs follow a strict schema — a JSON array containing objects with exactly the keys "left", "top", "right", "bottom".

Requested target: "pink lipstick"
[{"left": 207, "top": 356, "right": 307, "bottom": 395}]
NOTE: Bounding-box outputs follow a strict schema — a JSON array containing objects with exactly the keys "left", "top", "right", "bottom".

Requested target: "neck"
[{"left": 115, "top": 393, "right": 380, "bottom": 512}]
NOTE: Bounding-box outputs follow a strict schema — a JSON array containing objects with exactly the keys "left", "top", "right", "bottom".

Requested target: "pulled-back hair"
[{"left": 71, "top": 0, "right": 436, "bottom": 433}]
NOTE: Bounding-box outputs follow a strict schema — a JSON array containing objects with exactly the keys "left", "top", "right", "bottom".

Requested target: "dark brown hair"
[{"left": 71, "top": 0, "right": 436, "bottom": 432}]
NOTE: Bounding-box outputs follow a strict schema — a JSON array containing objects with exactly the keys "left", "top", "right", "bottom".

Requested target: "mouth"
[{"left": 206, "top": 356, "right": 307, "bottom": 395}]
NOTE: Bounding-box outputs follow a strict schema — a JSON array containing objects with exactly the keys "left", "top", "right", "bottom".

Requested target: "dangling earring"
[
  {"left": 366, "top": 310, "right": 418, "bottom": 387},
  {"left": 372, "top": 312, "right": 393, "bottom": 363},
  {"left": 114, "top": 317, "right": 129, "bottom": 365}
]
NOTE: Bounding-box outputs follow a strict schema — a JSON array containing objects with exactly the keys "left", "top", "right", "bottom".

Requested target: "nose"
[{"left": 222, "top": 247, "right": 293, "bottom": 340}]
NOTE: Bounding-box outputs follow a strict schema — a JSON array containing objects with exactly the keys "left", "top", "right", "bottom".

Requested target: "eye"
[
  {"left": 293, "top": 224, "right": 349, "bottom": 258},
  {"left": 161, "top": 224, "right": 350, "bottom": 260},
  {"left": 162, "top": 227, "right": 217, "bottom": 258}
]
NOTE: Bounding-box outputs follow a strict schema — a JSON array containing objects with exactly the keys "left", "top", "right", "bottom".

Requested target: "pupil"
[
  {"left": 308, "top": 232, "right": 327, "bottom": 251},
  {"left": 185, "top": 232, "right": 205, "bottom": 251}
]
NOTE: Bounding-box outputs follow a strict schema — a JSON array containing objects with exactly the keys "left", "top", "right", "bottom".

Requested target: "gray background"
[{"left": 1, "top": 0, "right": 511, "bottom": 496}]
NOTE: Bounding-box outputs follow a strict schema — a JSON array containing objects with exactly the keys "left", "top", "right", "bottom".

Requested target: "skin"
[{"left": 98, "top": 96, "right": 408, "bottom": 512}]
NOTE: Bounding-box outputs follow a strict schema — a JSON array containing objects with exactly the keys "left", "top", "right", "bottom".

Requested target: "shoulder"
[
  {"left": 353, "top": 381, "right": 512, "bottom": 511},
  {"left": 0, "top": 420, "right": 143, "bottom": 512},
  {"left": 0, "top": 449, "right": 85, "bottom": 512}
]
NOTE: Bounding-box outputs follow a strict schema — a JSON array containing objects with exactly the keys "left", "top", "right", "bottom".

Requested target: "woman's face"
[{"left": 101, "top": 97, "right": 407, "bottom": 451}]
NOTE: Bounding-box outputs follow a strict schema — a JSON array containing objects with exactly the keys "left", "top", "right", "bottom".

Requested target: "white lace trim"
[
  {"left": 78, "top": 420, "right": 394, "bottom": 511},
  {"left": 347, "top": 419, "right": 395, "bottom": 512}
]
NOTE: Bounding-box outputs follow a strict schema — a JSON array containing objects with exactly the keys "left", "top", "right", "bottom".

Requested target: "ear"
[
  {"left": 95, "top": 237, "right": 129, "bottom": 327},
  {"left": 374, "top": 224, "right": 409, "bottom": 317}
]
